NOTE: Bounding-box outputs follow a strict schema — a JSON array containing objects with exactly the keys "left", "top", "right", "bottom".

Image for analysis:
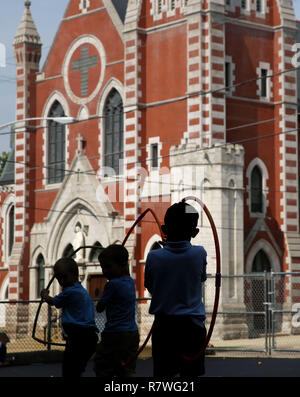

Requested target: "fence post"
[
  {"left": 263, "top": 271, "right": 269, "bottom": 354},
  {"left": 270, "top": 273, "right": 275, "bottom": 354},
  {"left": 47, "top": 304, "right": 52, "bottom": 351}
]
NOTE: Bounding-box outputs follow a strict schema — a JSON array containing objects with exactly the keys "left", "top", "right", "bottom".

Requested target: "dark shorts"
[
  {"left": 94, "top": 330, "right": 140, "bottom": 377},
  {"left": 152, "top": 315, "right": 207, "bottom": 377},
  {"left": 0, "top": 344, "right": 7, "bottom": 363},
  {"left": 62, "top": 325, "right": 98, "bottom": 378}
]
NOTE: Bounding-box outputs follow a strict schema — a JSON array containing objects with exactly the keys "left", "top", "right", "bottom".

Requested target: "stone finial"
[{"left": 14, "top": 1, "right": 42, "bottom": 46}]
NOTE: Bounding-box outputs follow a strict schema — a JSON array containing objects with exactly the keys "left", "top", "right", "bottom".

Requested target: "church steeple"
[
  {"left": 14, "top": 1, "right": 42, "bottom": 45},
  {"left": 10, "top": 0, "right": 43, "bottom": 302}
]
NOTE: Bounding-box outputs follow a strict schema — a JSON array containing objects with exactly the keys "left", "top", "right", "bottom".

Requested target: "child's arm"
[
  {"left": 95, "top": 281, "right": 114, "bottom": 312},
  {"left": 41, "top": 289, "right": 55, "bottom": 306},
  {"left": 144, "top": 257, "right": 153, "bottom": 295}
]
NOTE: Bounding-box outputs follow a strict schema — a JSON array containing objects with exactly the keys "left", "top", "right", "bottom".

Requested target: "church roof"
[
  {"left": 14, "top": 1, "right": 42, "bottom": 46},
  {"left": 111, "top": 0, "right": 129, "bottom": 23}
]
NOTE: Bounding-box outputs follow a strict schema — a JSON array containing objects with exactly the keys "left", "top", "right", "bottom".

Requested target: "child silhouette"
[{"left": 145, "top": 201, "right": 207, "bottom": 377}]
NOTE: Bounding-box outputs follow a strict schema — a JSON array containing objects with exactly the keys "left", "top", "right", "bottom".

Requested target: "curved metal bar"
[
  {"left": 122, "top": 208, "right": 165, "bottom": 367},
  {"left": 181, "top": 196, "right": 221, "bottom": 360}
]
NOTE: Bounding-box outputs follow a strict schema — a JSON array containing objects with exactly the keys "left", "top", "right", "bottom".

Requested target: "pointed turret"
[{"left": 14, "top": 1, "right": 42, "bottom": 45}]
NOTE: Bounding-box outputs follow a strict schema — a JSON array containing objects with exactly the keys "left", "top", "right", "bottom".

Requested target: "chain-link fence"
[
  {"left": 0, "top": 299, "right": 155, "bottom": 356},
  {"left": 205, "top": 272, "right": 300, "bottom": 356},
  {"left": 1, "top": 273, "right": 300, "bottom": 357}
]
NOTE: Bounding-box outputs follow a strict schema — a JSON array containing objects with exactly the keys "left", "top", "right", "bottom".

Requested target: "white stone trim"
[
  {"left": 256, "top": 61, "right": 273, "bottom": 102},
  {"left": 0, "top": 275, "right": 9, "bottom": 300},
  {"left": 0, "top": 194, "right": 15, "bottom": 267},
  {"left": 225, "top": 0, "right": 268, "bottom": 18},
  {"left": 29, "top": 246, "right": 46, "bottom": 300},
  {"left": 225, "top": 55, "right": 236, "bottom": 96},
  {"left": 46, "top": 198, "right": 111, "bottom": 265},
  {"left": 79, "top": 0, "right": 90, "bottom": 13},
  {"left": 77, "top": 105, "right": 89, "bottom": 121},
  {"left": 141, "top": 233, "right": 162, "bottom": 298},
  {"left": 141, "top": 234, "right": 162, "bottom": 262},
  {"left": 146, "top": 136, "right": 162, "bottom": 172},
  {"left": 254, "top": 0, "right": 268, "bottom": 19},
  {"left": 245, "top": 238, "right": 281, "bottom": 274},
  {"left": 246, "top": 157, "right": 269, "bottom": 218},
  {"left": 0, "top": 275, "right": 9, "bottom": 327},
  {"left": 102, "top": 0, "right": 125, "bottom": 41},
  {"left": 241, "top": 0, "right": 250, "bottom": 15}
]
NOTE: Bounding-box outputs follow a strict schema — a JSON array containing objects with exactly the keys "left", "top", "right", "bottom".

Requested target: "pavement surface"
[{"left": 0, "top": 356, "right": 299, "bottom": 378}]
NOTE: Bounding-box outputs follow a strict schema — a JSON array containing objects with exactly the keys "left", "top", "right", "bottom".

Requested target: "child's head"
[
  {"left": 98, "top": 244, "right": 129, "bottom": 279},
  {"left": 54, "top": 257, "right": 79, "bottom": 287},
  {"left": 162, "top": 201, "right": 199, "bottom": 242},
  {"left": 0, "top": 332, "right": 9, "bottom": 345}
]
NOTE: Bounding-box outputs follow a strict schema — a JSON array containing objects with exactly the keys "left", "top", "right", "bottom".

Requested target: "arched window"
[
  {"left": 251, "top": 249, "right": 271, "bottom": 332},
  {"left": 8, "top": 205, "right": 14, "bottom": 257},
  {"left": 104, "top": 89, "right": 124, "bottom": 175},
  {"left": 150, "top": 242, "right": 161, "bottom": 251},
  {"left": 251, "top": 166, "right": 263, "bottom": 213},
  {"left": 63, "top": 243, "right": 75, "bottom": 258},
  {"left": 4, "top": 285, "right": 8, "bottom": 300},
  {"left": 36, "top": 254, "right": 45, "bottom": 297},
  {"left": 252, "top": 249, "right": 271, "bottom": 273},
  {"left": 48, "top": 101, "right": 66, "bottom": 184},
  {"left": 89, "top": 242, "right": 104, "bottom": 262}
]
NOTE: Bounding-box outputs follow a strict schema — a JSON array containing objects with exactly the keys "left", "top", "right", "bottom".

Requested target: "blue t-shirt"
[
  {"left": 52, "top": 281, "right": 97, "bottom": 330},
  {"left": 98, "top": 275, "right": 138, "bottom": 332},
  {"left": 145, "top": 241, "right": 207, "bottom": 322}
]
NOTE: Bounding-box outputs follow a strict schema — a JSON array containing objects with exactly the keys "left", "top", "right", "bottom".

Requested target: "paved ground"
[{"left": 0, "top": 356, "right": 299, "bottom": 378}]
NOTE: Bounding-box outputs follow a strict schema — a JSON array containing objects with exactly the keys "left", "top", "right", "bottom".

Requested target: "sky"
[
  {"left": 0, "top": 0, "right": 69, "bottom": 152},
  {"left": 0, "top": 0, "right": 299, "bottom": 153}
]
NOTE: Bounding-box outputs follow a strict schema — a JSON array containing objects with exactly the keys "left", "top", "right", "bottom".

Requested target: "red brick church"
[{"left": 0, "top": 0, "right": 299, "bottom": 339}]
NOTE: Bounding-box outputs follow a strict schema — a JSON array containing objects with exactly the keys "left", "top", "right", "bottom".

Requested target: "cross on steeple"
[{"left": 72, "top": 46, "right": 98, "bottom": 96}]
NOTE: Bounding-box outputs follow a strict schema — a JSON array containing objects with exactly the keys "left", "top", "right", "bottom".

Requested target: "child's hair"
[
  {"left": 0, "top": 332, "right": 9, "bottom": 343},
  {"left": 164, "top": 202, "right": 199, "bottom": 231},
  {"left": 54, "top": 257, "right": 79, "bottom": 278},
  {"left": 98, "top": 244, "right": 129, "bottom": 267}
]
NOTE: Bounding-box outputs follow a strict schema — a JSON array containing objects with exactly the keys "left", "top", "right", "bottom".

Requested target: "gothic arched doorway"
[{"left": 251, "top": 249, "right": 271, "bottom": 335}]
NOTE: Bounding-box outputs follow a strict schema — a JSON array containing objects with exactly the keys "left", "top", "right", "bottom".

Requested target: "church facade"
[{"left": 0, "top": 0, "right": 299, "bottom": 339}]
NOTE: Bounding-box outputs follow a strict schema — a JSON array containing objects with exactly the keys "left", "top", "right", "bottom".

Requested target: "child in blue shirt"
[
  {"left": 94, "top": 244, "right": 139, "bottom": 377},
  {"left": 145, "top": 201, "right": 207, "bottom": 377},
  {"left": 41, "top": 257, "right": 98, "bottom": 378},
  {"left": 0, "top": 332, "right": 11, "bottom": 366}
]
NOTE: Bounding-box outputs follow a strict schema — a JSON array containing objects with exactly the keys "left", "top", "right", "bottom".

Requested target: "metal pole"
[
  {"left": 263, "top": 271, "right": 269, "bottom": 354},
  {"left": 47, "top": 304, "right": 52, "bottom": 351},
  {"left": 270, "top": 273, "right": 276, "bottom": 353}
]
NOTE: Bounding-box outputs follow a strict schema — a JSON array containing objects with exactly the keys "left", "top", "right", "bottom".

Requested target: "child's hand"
[{"left": 41, "top": 289, "right": 49, "bottom": 301}]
